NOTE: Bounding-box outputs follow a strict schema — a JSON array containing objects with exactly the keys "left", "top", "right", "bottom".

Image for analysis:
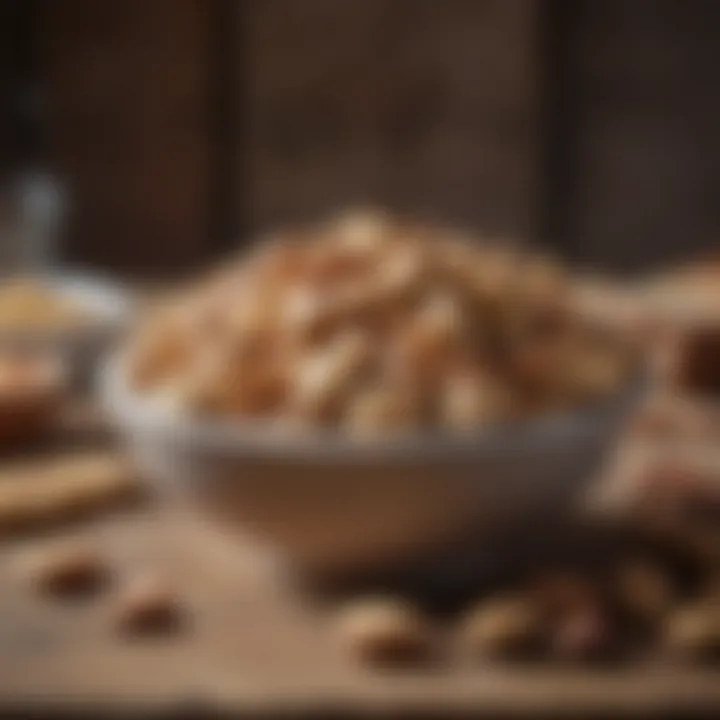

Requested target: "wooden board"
[
  {"left": 0, "top": 401, "right": 718, "bottom": 717},
  {"left": 1, "top": 507, "right": 720, "bottom": 718}
]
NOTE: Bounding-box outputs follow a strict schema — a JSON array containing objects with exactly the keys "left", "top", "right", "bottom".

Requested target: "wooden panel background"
[
  {"left": 41, "top": 0, "right": 212, "bottom": 277},
  {"left": 242, "top": 0, "right": 541, "bottom": 242},
  {"left": 31, "top": 0, "right": 720, "bottom": 274},
  {"left": 565, "top": 0, "right": 720, "bottom": 272},
  {"left": 0, "top": 1, "right": 14, "bottom": 178}
]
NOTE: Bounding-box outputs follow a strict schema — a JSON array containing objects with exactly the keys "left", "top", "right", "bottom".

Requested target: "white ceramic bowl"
[
  {"left": 102, "top": 356, "right": 643, "bottom": 576},
  {"left": 0, "top": 273, "right": 133, "bottom": 383}
]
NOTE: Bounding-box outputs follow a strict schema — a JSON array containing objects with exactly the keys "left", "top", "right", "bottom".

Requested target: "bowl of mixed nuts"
[{"left": 103, "top": 212, "right": 643, "bottom": 575}]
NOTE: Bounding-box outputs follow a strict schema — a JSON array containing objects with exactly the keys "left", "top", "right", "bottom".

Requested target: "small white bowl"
[
  {"left": 0, "top": 273, "right": 133, "bottom": 383},
  {"left": 102, "top": 356, "right": 643, "bottom": 577}
]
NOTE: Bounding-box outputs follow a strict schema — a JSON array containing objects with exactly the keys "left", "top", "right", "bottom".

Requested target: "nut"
[
  {"left": 20, "top": 542, "right": 108, "bottom": 597},
  {"left": 291, "top": 331, "right": 372, "bottom": 423},
  {"left": 664, "top": 601, "right": 720, "bottom": 661},
  {"left": 344, "top": 386, "right": 420, "bottom": 437},
  {"left": 441, "top": 373, "right": 513, "bottom": 430},
  {"left": 113, "top": 576, "right": 182, "bottom": 636},
  {"left": 462, "top": 596, "right": 542, "bottom": 660},
  {"left": 551, "top": 605, "right": 612, "bottom": 663},
  {"left": 335, "top": 597, "right": 432, "bottom": 665},
  {"left": 614, "top": 559, "right": 674, "bottom": 625}
]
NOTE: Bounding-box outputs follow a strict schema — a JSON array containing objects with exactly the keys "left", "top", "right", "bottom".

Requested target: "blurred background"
[{"left": 0, "top": 0, "right": 719, "bottom": 278}]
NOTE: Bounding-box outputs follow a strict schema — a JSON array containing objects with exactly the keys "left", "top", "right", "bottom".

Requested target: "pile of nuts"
[
  {"left": 335, "top": 557, "right": 720, "bottom": 667},
  {"left": 128, "top": 212, "right": 635, "bottom": 436},
  {"left": 0, "top": 280, "right": 92, "bottom": 334}
]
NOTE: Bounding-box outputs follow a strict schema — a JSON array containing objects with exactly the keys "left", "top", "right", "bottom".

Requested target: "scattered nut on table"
[
  {"left": 19, "top": 542, "right": 109, "bottom": 597},
  {"left": 614, "top": 558, "right": 675, "bottom": 625},
  {"left": 334, "top": 597, "right": 433, "bottom": 665},
  {"left": 551, "top": 604, "right": 613, "bottom": 663},
  {"left": 113, "top": 575, "right": 183, "bottom": 636},
  {"left": 462, "top": 596, "right": 542, "bottom": 660},
  {"left": 664, "top": 601, "right": 720, "bottom": 661}
]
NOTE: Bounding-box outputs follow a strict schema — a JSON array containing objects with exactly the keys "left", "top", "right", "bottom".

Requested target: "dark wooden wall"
[
  {"left": 562, "top": 0, "right": 720, "bottom": 272},
  {"left": 18, "top": 0, "right": 720, "bottom": 275},
  {"left": 41, "top": 0, "right": 212, "bottom": 276},
  {"left": 243, "top": 0, "right": 541, "bottom": 242}
]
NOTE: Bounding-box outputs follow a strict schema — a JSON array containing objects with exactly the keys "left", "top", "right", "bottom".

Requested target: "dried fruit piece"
[
  {"left": 335, "top": 597, "right": 432, "bottom": 665},
  {"left": 462, "top": 596, "right": 542, "bottom": 660}
]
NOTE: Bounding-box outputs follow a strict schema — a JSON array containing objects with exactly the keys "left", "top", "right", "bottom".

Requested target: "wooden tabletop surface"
[{"left": 0, "top": 399, "right": 718, "bottom": 718}]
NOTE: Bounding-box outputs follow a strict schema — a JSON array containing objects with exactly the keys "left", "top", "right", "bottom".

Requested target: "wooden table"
[{"left": 0, "top": 404, "right": 718, "bottom": 719}]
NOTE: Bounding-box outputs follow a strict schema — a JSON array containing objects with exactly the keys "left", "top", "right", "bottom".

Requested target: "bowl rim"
[
  {"left": 100, "top": 352, "right": 645, "bottom": 463},
  {"left": 0, "top": 271, "right": 133, "bottom": 346}
]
